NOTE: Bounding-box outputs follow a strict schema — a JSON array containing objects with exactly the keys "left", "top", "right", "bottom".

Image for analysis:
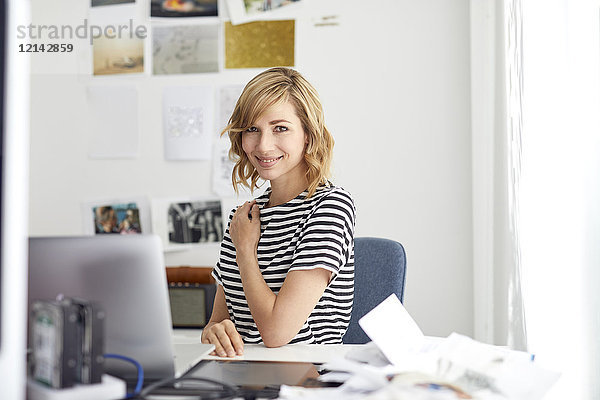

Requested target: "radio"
[{"left": 166, "top": 266, "right": 216, "bottom": 328}]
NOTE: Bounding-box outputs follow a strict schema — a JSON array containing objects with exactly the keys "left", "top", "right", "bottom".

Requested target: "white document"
[
  {"left": 358, "top": 294, "right": 426, "bottom": 367},
  {"left": 163, "top": 86, "right": 214, "bottom": 161},
  {"left": 212, "top": 85, "right": 244, "bottom": 197},
  {"left": 87, "top": 85, "right": 139, "bottom": 159},
  {"left": 216, "top": 85, "right": 244, "bottom": 133}
]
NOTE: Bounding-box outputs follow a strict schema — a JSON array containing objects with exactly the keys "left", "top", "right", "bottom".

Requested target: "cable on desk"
[
  {"left": 104, "top": 353, "right": 144, "bottom": 398},
  {"left": 138, "top": 376, "right": 238, "bottom": 399}
]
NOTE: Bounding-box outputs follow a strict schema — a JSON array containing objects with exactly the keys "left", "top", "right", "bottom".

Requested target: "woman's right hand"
[{"left": 201, "top": 319, "right": 244, "bottom": 357}]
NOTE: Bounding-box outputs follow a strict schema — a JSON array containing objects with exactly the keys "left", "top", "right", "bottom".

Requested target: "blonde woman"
[{"left": 201, "top": 67, "right": 356, "bottom": 357}]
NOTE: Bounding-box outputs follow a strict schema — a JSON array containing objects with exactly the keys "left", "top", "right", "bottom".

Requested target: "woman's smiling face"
[{"left": 241, "top": 100, "right": 308, "bottom": 186}]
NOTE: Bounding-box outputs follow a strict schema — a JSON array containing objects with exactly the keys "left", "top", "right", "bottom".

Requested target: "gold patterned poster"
[{"left": 225, "top": 20, "right": 294, "bottom": 69}]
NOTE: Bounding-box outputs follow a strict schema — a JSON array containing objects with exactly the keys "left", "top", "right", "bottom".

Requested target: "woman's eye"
[
  {"left": 245, "top": 127, "right": 258, "bottom": 133},
  {"left": 274, "top": 126, "right": 288, "bottom": 132}
]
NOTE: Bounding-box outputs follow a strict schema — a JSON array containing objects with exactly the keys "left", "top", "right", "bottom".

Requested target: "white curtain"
[
  {"left": 470, "top": 0, "right": 528, "bottom": 350},
  {"left": 519, "top": 0, "right": 600, "bottom": 399},
  {"left": 504, "top": 0, "right": 527, "bottom": 352},
  {"left": 472, "top": 1, "right": 600, "bottom": 397}
]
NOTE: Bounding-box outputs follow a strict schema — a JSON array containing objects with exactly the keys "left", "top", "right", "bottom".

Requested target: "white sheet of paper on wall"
[
  {"left": 87, "top": 85, "right": 139, "bottom": 159},
  {"left": 163, "top": 86, "right": 214, "bottom": 161},
  {"left": 212, "top": 85, "right": 244, "bottom": 197}
]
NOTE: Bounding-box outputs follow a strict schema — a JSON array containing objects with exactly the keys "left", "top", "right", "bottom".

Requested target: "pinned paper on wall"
[
  {"left": 153, "top": 24, "right": 219, "bottom": 75},
  {"left": 163, "top": 86, "right": 214, "bottom": 160},
  {"left": 89, "top": 2, "right": 144, "bottom": 75},
  {"left": 151, "top": 197, "right": 224, "bottom": 251},
  {"left": 150, "top": 0, "right": 218, "bottom": 18},
  {"left": 212, "top": 85, "right": 244, "bottom": 197},
  {"left": 93, "top": 34, "right": 144, "bottom": 75},
  {"left": 87, "top": 85, "right": 139, "bottom": 159},
  {"left": 225, "top": 0, "right": 303, "bottom": 25},
  {"left": 224, "top": 20, "right": 294, "bottom": 69},
  {"left": 81, "top": 196, "right": 151, "bottom": 236}
]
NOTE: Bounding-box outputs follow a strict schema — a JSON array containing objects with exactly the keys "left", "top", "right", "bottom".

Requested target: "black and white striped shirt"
[{"left": 212, "top": 184, "right": 356, "bottom": 344}]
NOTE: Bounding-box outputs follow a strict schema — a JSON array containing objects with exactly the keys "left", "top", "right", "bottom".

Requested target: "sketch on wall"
[
  {"left": 162, "top": 86, "right": 214, "bottom": 160},
  {"left": 153, "top": 24, "right": 219, "bottom": 74}
]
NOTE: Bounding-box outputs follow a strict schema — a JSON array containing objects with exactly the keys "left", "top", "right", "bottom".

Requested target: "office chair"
[{"left": 342, "top": 237, "right": 407, "bottom": 344}]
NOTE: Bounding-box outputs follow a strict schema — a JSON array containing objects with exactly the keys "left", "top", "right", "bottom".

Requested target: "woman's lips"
[{"left": 256, "top": 155, "right": 283, "bottom": 168}]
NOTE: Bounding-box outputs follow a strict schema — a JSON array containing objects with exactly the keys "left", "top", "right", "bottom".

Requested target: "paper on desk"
[
  {"left": 344, "top": 341, "right": 391, "bottom": 367},
  {"left": 359, "top": 294, "right": 427, "bottom": 368},
  {"left": 434, "top": 333, "right": 560, "bottom": 400}
]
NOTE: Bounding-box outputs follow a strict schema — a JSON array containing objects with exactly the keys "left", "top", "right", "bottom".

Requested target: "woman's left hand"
[{"left": 229, "top": 200, "right": 261, "bottom": 258}]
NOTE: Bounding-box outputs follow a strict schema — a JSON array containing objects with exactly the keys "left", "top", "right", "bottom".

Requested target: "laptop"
[{"left": 28, "top": 235, "right": 211, "bottom": 383}]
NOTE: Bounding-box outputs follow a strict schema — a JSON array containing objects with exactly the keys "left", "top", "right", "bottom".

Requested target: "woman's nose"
[{"left": 256, "top": 131, "right": 274, "bottom": 151}]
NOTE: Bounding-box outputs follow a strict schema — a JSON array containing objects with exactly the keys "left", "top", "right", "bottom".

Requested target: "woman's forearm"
[{"left": 236, "top": 252, "right": 284, "bottom": 345}]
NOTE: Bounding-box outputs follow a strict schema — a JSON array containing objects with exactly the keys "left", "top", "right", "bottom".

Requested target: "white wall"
[{"left": 28, "top": 0, "right": 473, "bottom": 338}]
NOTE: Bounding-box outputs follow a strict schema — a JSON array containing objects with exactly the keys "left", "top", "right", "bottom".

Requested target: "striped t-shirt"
[{"left": 212, "top": 184, "right": 356, "bottom": 344}]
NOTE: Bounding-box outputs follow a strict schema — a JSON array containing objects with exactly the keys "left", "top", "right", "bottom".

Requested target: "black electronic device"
[
  {"left": 29, "top": 299, "right": 81, "bottom": 388},
  {"left": 28, "top": 297, "right": 105, "bottom": 388},
  {"left": 70, "top": 298, "right": 105, "bottom": 384},
  {"left": 181, "top": 360, "right": 321, "bottom": 393}
]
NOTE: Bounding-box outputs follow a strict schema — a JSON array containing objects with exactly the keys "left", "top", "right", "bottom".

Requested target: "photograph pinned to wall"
[
  {"left": 225, "top": 0, "right": 302, "bottom": 25},
  {"left": 152, "top": 197, "right": 224, "bottom": 251},
  {"left": 151, "top": 0, "right": 218, "bottom": 18},
  {"left": 87, "top": 85, "right": 139, "bottom": 159},
  {"left": 224, "top": 20, "right": 294, "bottom": 69},
  {"left": 92, "top": 0, "right": 136, "bottom": 6},
  {"left": 153, "top": 24, "right": 219, "bottom": 74},
  {"left": 93, "top": 31, "right": 144, "bottom": 75},
  {"left": 212, "top": 85, "right": 244, "bottom": 197},
  {"left": 163, "top": 86, "right": 214, "bottom": 160},
  {"left": 82, "top": 198, "right": 151, "bottom": 236}
]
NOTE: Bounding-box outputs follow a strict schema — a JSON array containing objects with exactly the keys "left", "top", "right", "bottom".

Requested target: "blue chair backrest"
[{"left": 342, "top": 237, "right": 407, "bottom": 344}]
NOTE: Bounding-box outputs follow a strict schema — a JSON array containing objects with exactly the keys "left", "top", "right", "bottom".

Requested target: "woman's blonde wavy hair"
[{"left": 221, "top": 67, "right": 334, "bottom": 199}]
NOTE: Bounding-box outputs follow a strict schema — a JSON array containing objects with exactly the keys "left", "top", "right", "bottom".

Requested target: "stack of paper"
[{"left": 280, "top": 294, "right": 560, "bottom": 400}]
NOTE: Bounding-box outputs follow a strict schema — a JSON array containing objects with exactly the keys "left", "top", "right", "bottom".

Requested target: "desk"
[
  {"left": 172, "top": 329, "right": 363, "bottom": 370},
  {"left": 164, "top": 330, "right": 364, "bottom": 400}
]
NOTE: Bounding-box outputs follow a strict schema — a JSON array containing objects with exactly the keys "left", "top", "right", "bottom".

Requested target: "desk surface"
[{"left": 172, "top": 329, "right": 362, "bottom": 373}]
